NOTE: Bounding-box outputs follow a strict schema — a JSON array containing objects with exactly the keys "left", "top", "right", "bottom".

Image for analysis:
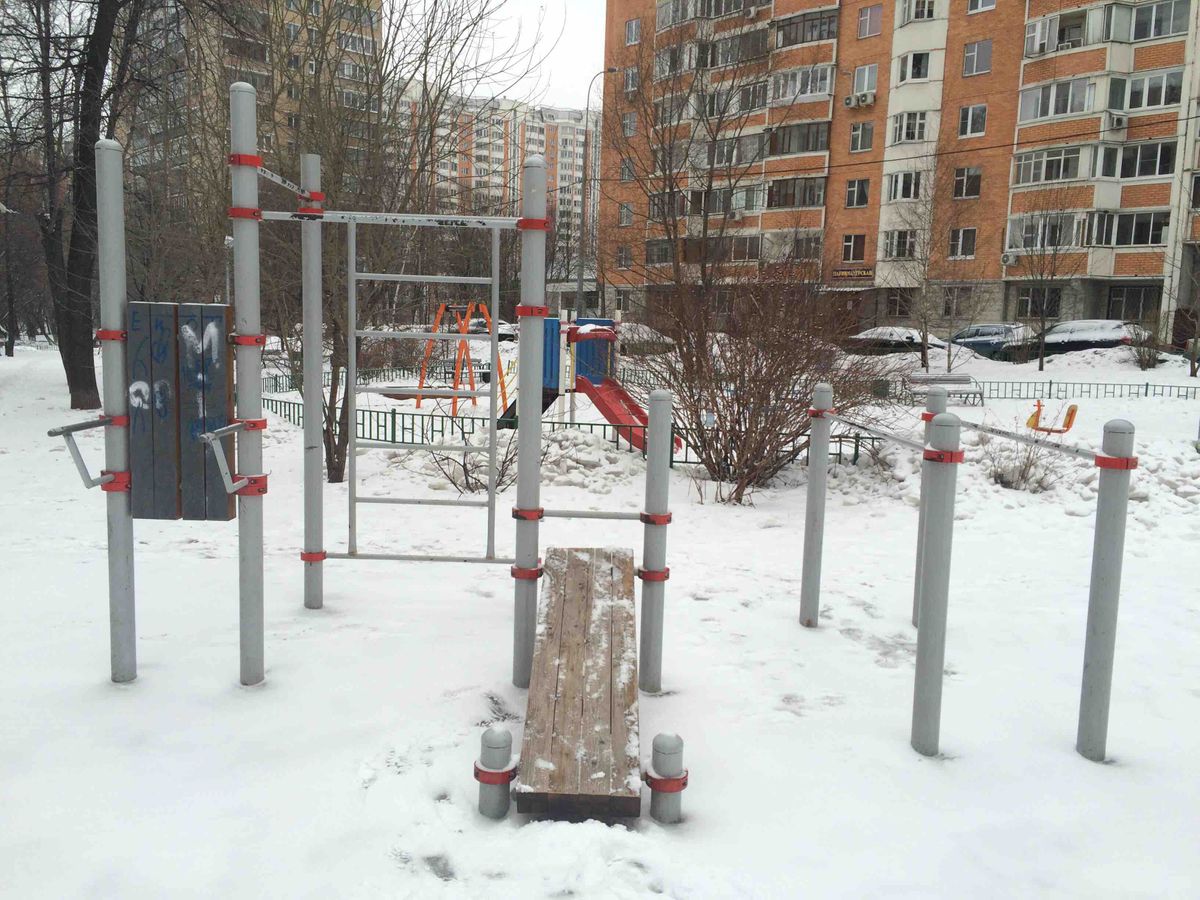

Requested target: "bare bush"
[{"left": 976, "top": 429, "right": 1064, "bottom": 493}]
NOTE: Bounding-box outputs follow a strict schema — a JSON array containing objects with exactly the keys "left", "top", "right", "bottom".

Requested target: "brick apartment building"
[{"left": 598, "top": 0, "right": 1200, "bottom": 341}]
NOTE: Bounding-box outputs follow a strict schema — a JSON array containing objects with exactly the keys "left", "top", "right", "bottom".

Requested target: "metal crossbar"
[
  {"left": 957, "top": 418, "right": 1098, "bottom": 462},
  {"left": 356, "top": 386, "right": 491, "bottom": 399},
  {"left": 262, "top": 209, "right": 520, "bottom": 229},
  {"left": 542, "top": 509, "right": 642, "bottom": 521},
  {"left": 356, "top": 330, "right": 493, "bottom": 343},
  {"left": 824, "top": 414, "right": 926, "bottom": 453},
  {"left": 357, "top": 273, "right": 493, "bottom": 286},
  {"left": 327, "top": 552, "right": 516, "bottom": 564},
  {"left": 357, "top": 497, "right": 490, "bottom": 508}
]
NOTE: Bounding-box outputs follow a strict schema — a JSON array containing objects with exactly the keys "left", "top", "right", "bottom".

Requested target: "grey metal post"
[
  {"left": 649, "top": 733, "right": 684, "bottom": 824},
  {"left": 911, "top": 414, "right": 962, "bottom": 757},
  {"left": 912, "top": 386, "right": 948, "bottom": 627},
  {"left": 485, "top": 227, "right": 500, "bottom": 559},
  {"left": 477, "top": 727, "right": 513, "bottom": 819},
  {"left": 230, "top": 83, "right": 265, "bottom": 686},
  {"left": 512, "top": 155, "right": 547, "bottom": 689},
  {"left": 1077, "top": 420, "right": 1135, "bottom": 762},
  {"left": 300, "top": 153, "right": 324, "bottom": 609},
  {"left": 95, "top": 138, "right": 136, "bottom": 684},
  {"left": 639, "top": 390, "right": 673, "bottom": 693},
  {"left": 346, "top": 222, "right": 358, "bottom": 554},
  {"left": 799, "top": 383, "right": 833, "bottom": 628}
]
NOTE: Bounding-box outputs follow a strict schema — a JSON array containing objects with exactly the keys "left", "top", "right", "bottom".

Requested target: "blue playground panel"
[
  {"left": 543, "top": 318, "right": 560, "bottom": 391},
  {"left": 574, "top": 318, "right": 616, "bottom": 386}
]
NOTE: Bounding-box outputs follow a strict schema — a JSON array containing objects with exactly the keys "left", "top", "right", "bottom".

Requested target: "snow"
[{"left": 3, "top": 346, "right": 1200, "bottom": 897}]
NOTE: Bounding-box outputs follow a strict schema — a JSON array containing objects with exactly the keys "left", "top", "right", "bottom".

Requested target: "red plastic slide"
[{"left": 577, "top": 377, "right": 682, "bottom": 453}]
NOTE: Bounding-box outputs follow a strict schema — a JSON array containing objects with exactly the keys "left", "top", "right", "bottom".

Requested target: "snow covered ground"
[{"left": 3, "top": 348, "right": 1199, "bottom": 898}]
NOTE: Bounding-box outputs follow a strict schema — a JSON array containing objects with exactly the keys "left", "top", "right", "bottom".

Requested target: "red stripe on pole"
[
  {"left": 105, "top": 415, "right": 129, "bottom": 427},
  {"left": 923, "top": 449, "right": 965, "bottom": 464},
  {"left": 228, "top": 153, "right": 263, "bottom": 167},
  {"left": 638, "top": 567, "right": 670, "bottom": 582},
  {"left": 920, "top": 411, "right": 936, "bottom": 422},
  {"left": 515, "top": 305, "right": 549, "bottom": 318},
  {"left": 808, "top": 407, "right": 836, "bottom": 418},
  {"left": 231, "top": 333, "right": 267, "bottom": 347},
  {"left": 96, "top": 329, "right": 127, "bottom": 342},
  {"left": 511, "top": 564, "right": 543, "bottom": 581},
  {"left": 235, "top": 418, "right": 268, "bottom": 431},
  {"left": 100, "top": 471, "right": 131, "bottom": 493},
  {"left": 234, "top": 474, "right": 269, "bottom": 496},
  {"left": 640, "top": 512, "right": 672, "bottom": 526},
  {"left": 228, "top": 207, "right": 262, "bottom": 220},
  {"left": 643, "top": 769, "right": 688, "bottom": 793},
  {"left": 474, "top": 762, "right": 518, "bottom": 785},
  {"left": 516, "top": 217, "right": 549, "bottom": 231},
  {"left": 512, "top": 507, "right": 545, "bottom": 521},
  {"left": 1095, "top": 455, "right": 1138, "bottom": 471},
  {"left": 300, "top": 551, "right": 327, "bottom": 563},
  {"left": 304, "top": 191, "right": 325, "bottom": 201}
]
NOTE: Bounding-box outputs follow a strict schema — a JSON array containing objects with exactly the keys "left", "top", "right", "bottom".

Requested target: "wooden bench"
[
  {"left": 905, "top": 372, "right": 985, "bottom": 406},
  {"left": 514, "top": 547, "right": 641, "bottom": 818}
]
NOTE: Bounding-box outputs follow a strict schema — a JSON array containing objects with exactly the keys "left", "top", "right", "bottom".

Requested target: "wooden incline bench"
[{"left": 514, "top": 547, "right": 641, "bottom": 818}]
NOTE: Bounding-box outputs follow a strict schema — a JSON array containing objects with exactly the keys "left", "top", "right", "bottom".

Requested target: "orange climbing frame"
[{"left": 416, "top": 302, "right": 508, "bottom": 416}]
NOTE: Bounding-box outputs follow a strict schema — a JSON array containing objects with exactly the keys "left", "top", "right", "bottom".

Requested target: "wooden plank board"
[
  {"left": 177, "top": 304, "right": 207, "bottom": 521},
  {"left": 178, "top": 304, "right": 235, "bottom": 521},
  {"left": 514, "top": 547, "right": 640, "bottom": 818},
  {"left": 127, "top": 302, "right": 181, "bottom": 520},
  {"left": 127, "top": 303, "right": 156, "bottom": 519}
]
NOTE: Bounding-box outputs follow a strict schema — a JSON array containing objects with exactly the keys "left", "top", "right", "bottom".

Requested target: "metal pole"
[
  {"left": 1077, "top": 420, "right": 1136, "bottom": 762},
  {"left": 95, "top": 138, "right": 135, "bottom": 684},
  {"left": 230, "top": 83, "right": 265, "bottom": 686},
  {"left": 486, "top": 227, "right": 500, "bottom": 559},
  {"left": 512, "top": 155, "right": 547, "bottom": 689},
  {"left": 347, "top": 222, "right": 358, "bottom": 555},
  {"left": 300, "top": 153, "right": 324, "bottom": 609},
  {"left": 911, "top": 413, "right": 962, "bottom": 757},
  {"left": 639, "top": 390, "right": 673, "bottom": 693},
  {"left": 477, "top": 726, "right": 513, "bottom": 819},
  {"left": 913, "top": 386, "right": 948, "bottom": 627},
  {"left": 799, "top": 383, "right": 833, "bottom": 628},
  {"left": 649, "top": 733, "right": 684, "bottom": 825}
]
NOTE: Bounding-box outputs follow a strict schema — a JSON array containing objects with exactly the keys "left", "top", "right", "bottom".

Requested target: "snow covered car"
[
  {"left": 949, "top": 323, "right": 1033, "bottom": 359},
  {"left": 843, "top": 326, "right": 947, "bottom": 355},
  {"left": 468, "top": 317, "right": 518, "bottom": 341},
  {"left": 1022, "top": 320, "right": 1152, "bottom": 356}
]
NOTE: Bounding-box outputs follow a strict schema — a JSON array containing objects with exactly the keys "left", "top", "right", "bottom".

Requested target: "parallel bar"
[
  {"left": 356, "top": 496, "right": 490, "bottom": 508},
  {"left": 358, "top": 440, "right": 483, "bottom": 453},
  {"left": 301, "top": 152, "right": 324, "bottom": 610},
  {"left": 357, "top": 272, "right": 493, "bottom": 286},
  {"left": 825, "top": 413, "right": 926, "bottom": 453},
  {"left": 958, "top": 417, "right": 1097, "bottom": 462},
  {"left": 347, "top": 221, "right": 358, "bottom": 555},
  {"left": 327, "top": 552, "right": 515, "bottom": 564},
  {"left": 48, "top": 417, "right": 113, "bottom": 437},
  {"left": 356, "top": 330, "right": 494, "bottom": 343},
  {"left": 355, "top": 386, "right": 491, "bottom": 398},
  {"left": 542, "top": 508, "right": 642, "bottom": 521},
  {"left": 260, "top": 210, "right": 520, "bottom": 229}
]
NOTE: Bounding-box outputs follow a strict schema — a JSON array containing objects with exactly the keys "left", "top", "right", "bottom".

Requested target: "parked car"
[
  {"left": 468, "top": 317, "right": 518, "bottom": 341},
  {"left": 949, "top": 323, "right": 1034, "bottom": 359},
  {"left": 1019, "top": 320, "right": 1152, "bottom": 356},
  {"left": 843, "top": 326, "right": 947, "bottom": 355}
]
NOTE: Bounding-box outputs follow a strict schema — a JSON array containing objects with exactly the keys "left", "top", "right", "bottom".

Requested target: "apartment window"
[
  {"left": 953, "top": 166, "right": 982, "bottom": 198},
  {"left": 858, "top": 4, "right": 883, "bottom": 36},
  {"left": 794, "top": 232, "right": 823, "bottom": 259},
  {"left": 853, "top": 64, "right": 878, "bottom": 93},
  {"left": 1017, "top": 286, "right": 1062, "bottom": 319},
  {"left": 287, "top": 54, "right": 301, "bottom": 70},
  {"left": 617, "top": 245, "right": 633, "bottom": 268},
  {"left": 1132, "top": 0, "right": 1189, "bottom": 40},
  {"left": 620, "top": 158, "right": 635, "bottom": 181},
  {"left": 649, "top": 191, "right": 686, "bottom": 221},
  {"left": 1192, "top": 173, "right": 1200, "bottom": 207},
  {"left": 959, "top": 103, "right": 987, "bottom": 137},
  {"left": 286, "top": 114, "right": 300, "bottom": 128},
  {"left": 624, "top": 67, "right": 640, "bottom": 94},
  {"left": 622, "top": 112, "right": 637, "bottom": 136},
  {"left": 1100, "top": 210, "right": 1170, "bottom": 246},
  {"left": 899, "top": 0, "right": 935, "bottom": 25},
  {"left": 963, "top": 40, "right": 992, "bottom": 75},
  {"left": 843, "top": 234, "right": 867, "bottom": 262},
  {"left": 891, "top": 111, "right": 928, "bottom": 144},
  {"left": 887, "top": 289, "right": 913, "bottom": 317},
  {"left": 949, "top": 227, "right": 977, "bottom": 258},
  {"left": 943, "top": 286, "right": 972, "bottom": 317},
  {"left": 884, "top": 229, "right": 918, "bottom": 259},
  {"left": 766, "top": 176, "right": 826, "bottom": 208},
  {"left": 968, "top": 0, "right": 995, "bottom": 12},
  {"left": 708, "top": 133, "right": 766, "bottom": 165},
  {"left": 730, "top": 236, "right": 761, "bottom": 262},
  {"left": 1014, "top": 146, "right": 1083, "bottom": 184},
  {"left": 898, "top": 52, "right": 931, "bottom": 83},
  {"left": 618, "top": 203, "right": 634, "bottom": 226},
  {"left": 626, "top": 18, "right": 642, "bottom": 44},
  {"left": 772, "top": 67, "right": 833, "bottom": 102},
  {"left": 886, "top": 171, "right": 923, "bottom": 201},
  {"left": 656, "top": 94, "right": 690, "bottom": 124},
  {"left": 656, "top": 0, "right": 694, "bottom": 30},
  {"left": 1120, "top": 70, "right": 1184, "bottom": 110},
  {"left": 768, "top": 121, "right": 830, "bottom": 155},
  {"left": 654, "top": 45, "right": 692, "bottom": 80},
  {"left": 776, "top": 10, "right": 839, "bottom": 47},
  {"left": 1008, "top": 213, "right": 1080, "bottom": 249},
  {"left": 1108, "top": 285, "right": 1161, "bottom": 320},
  {"left": 703, "top": 29, "right": 769, "bottom": 67},
  {"left": 1113, "top": 140, "right": 1177, "bottom": 178},
  {"left": 1019, "top": 78, "right": 1092, "bottom": 122},
  {"left": 850, "top": 122, "right": 874, "bottom": 152},
  {"left": 846, "top": 179, "right": 870, "bottom": 208}
]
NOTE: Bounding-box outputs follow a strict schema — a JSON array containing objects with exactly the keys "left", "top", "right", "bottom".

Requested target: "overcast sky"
[{"left": 491, "top": 0, "right": 609, "bottom": 110}]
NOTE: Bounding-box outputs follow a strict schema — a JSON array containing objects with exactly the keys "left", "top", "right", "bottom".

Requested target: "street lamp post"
[{"left": 576, "top": 67, "right": 617, "bottom": 314}]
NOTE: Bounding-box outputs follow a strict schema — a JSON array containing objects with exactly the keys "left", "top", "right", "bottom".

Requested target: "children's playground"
[{"left": 4, "top": 85, "right": 1199, "bottom": 896}]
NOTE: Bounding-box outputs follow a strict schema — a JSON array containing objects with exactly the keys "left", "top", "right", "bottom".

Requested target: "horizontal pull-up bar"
[
  {"left": 261, "top": 209, "right": 520, "bottom": 229},
  {"left": 358, "top": 440, "right": 485, "bottom": 454},
  {"left": 356, "top": 496, "right": 490, "bottom": 509},
  {"left": 355, "top": 331, "right": 494, "bottom": 343},
  {"left": 957, "top": 417, "right": 1097, "bottom": 463},
  {"left": 327, "top": 552, "right": 515, "bottom": 565},
  {"left": 354, "top": 386, "right": 490, "bottom": 399},
  {"left": 542, "top": 509, "right": 643, "bottom": 522},
  {"left": 822, "top": 413, "right": 926, "bottom": 453},
  {"left": 357, "top": 272, "right": 494, "bottom": 286}
]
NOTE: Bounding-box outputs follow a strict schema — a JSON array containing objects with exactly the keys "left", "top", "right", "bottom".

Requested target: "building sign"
[{"left": 831, "top": 266, "right": 875, "bottom": 280}]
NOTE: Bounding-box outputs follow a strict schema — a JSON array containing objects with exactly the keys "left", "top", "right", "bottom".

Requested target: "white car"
[{"left": 468, "top": 317, "right": 518, "bottom": 341}]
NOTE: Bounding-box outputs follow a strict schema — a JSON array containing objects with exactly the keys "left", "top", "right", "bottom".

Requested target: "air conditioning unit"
[
  {"left": 1107, "top": 113, "right": 1128, "bottom": 130},
  {"left": 844, "top": 95, "right": 859, "bottom": 108},
  {"left": 1000, "top": 252, "right": 1016, "bottom": 266},
  {"left": 729, "top": 209, "right": 745, "bottom": 222},
  {"left": 1056, "top": 40, "right": 1078, "bottom": 51},
  {"left": 857, "top": 91, "right": 876, "bottom": 107},
  {"left": 745, "top": 5, "right": 758, "bottom": 17}
]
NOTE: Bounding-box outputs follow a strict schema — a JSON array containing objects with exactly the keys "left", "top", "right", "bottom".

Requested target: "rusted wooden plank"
[
  {"left": 548, "top": 549, "right": 592, "bottom": 796},
  {"left": 609, "top": 552, "right": 641, "bottom": 808},
  {"left": 579, "top": 549, "right": 614, "bottom": 798}
]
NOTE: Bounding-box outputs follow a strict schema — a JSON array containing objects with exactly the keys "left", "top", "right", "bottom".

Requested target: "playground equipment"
[
  {"left": 802, "top": 384, "right": 1138, "bottom": 763},
  {"left": 411, "top": 302, "right": 508, "bottom": 416},
  {"left": 1026, "top": 399, "right": 1079, "bottom": 434}
]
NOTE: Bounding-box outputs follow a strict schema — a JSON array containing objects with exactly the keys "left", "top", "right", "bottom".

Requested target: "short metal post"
[
  {"left": 799, "top": 383, "right": 833, "bottom": 628},
  {"left": 95, "top": 138, "right": 136, "bottom": 684},
  {"left": 648, "top": 733, "right": 685, "bottom": 824},
  {"left": 230, "top": 83, "right": 265, "bottom": 686},
  {"left": 1076, "top": 420, "right": 1135, "bottom": 762},
  {"left": 911, "top": 414, "right": 962, "bottom": 757},
  {"left": 476, "top": 727, "right": 514, "bottom": 819},
  {"left": 512, "top": 155, "right": 547, "bottom": 689},
  {"left": 913, "top": 386, "right": 948, "bottom": 627},
  {"left": 300, "top": 153, "right": 324, "bottom": 609},
  {"left": 639, "top": 390, "right": 673, "bottom": 693}
]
